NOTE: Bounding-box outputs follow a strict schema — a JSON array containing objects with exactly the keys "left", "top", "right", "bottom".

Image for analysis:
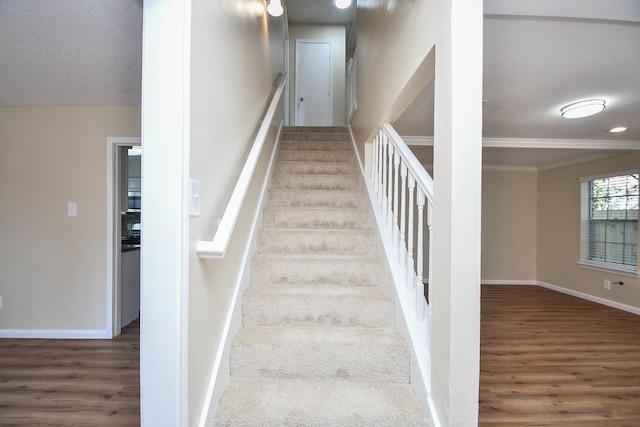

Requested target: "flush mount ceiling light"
[
  {"left": 609, "top": 126, "right": 628, "bottom": 133},
  {"left": 267, "top": 0, "right": 284, "bottom": 17},
  {"left": 560, "top": 99, "right": 606, "bottom": 119},
  {"left": 335, "top": 0, "right": 352, "bottom": 9}
]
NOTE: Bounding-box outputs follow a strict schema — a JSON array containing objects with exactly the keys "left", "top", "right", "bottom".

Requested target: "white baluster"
[
  {"left": 416, "top": 187, "right": 425, "bottom": 321},
  {"left": 399, "top": 160, "right": 407, "bottom": 265},
  {"left": 427, "top": 199, "right": 434, "bottom": 311},
  {"left": 407, "top": 174, "right": 415, "bottom": 292},
  {"left": 380, "top": 132, "right": 387, "bottom": 211},
  {"left": 392, "top": 148, "right": 400, "bottom": 246},
  {"left": 386, "top": 142, "right": 394, "bottom": 231},
  {"left": 371, "top": 134, "right": 378, "bottom": 187}
]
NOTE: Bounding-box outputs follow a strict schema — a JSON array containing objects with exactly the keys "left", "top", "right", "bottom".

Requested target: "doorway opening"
[{"left": 107, "top": 137, "right": 141, "bottom": 338}]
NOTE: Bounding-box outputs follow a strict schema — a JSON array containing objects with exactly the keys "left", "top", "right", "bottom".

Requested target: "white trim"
[
  {"left": 403, "top": 135, "right": 640, "bottom": 150},
  {"left": 536, "top": 281, "right": 640, "bottom": 316},
  {"left": 480, "top": 280, "right": 640, "bottom": 316},
  {"left": 0, "top": 330, "right": 109, "bottom": 339},
  {"left": 198, "top": 121, "right": 284, "bottom": 427},
  {"left": 106, "top": 137, "right": 141, "bottom": 340},
  {"left": 481, "top": 279, "right": 538, "bottom": 285}
]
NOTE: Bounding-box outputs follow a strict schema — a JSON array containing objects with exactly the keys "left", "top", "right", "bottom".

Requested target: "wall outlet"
[{"left": 604, "top": 279, "right": 611, "bottom": 290}]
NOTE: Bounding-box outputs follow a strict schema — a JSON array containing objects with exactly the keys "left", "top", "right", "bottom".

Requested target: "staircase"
[{"left": 215, "top": 127, "right": 429, "bottom": 426}]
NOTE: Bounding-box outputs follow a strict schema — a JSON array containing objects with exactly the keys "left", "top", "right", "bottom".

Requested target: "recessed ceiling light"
[
  {"left": 335, "top": 0, "right": 352, "bottom": 9},
  {"left": 609, "top": 126, "right": 627, "bottom": 133},
  {"left": 560, "top": 99, "right": 606, "bottom": 119}
]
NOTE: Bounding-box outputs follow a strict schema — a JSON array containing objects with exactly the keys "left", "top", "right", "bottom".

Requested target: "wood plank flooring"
[
  {"left": 480, "top": 286, "right": 640, "bottom": 426},
  {"left": 0, "top": 320, "right": 139, "bottom": 426},
  {"left": 1, "top": 288, "right": 639, "bottom": 426}
]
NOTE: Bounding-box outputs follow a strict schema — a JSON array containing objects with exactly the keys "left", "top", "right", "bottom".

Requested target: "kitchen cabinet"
[{"left": 120, "top": 248, "right": 140, "bottom": 327}]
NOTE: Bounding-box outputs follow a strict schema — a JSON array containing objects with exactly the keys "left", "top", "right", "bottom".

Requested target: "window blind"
[{"left": 580, "top": 172, "right": 639, "bottom": 271}]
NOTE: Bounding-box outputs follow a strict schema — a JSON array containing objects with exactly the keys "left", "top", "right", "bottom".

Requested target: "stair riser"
[
  {"left": 274, "top": 161, "right": 358, "bottom": 175},
  {"left": 280, "top": 140, "right": 351, "bottom": 151},
  {"left": 277, "top": 150, "right": 354, "bottom": 162},
  {"left": 268, "top": 190, "right": 368, "bottom": 209},
  {"left": 231, "top": 335, "right": 409, "bottom": 383},
  {"left": 258, "top": 230, "right": 376, "bottom": 255},
  {"left": 263, "top": 208, "right": 371, "bottom": 229},
  {"left": 282, "top": 133, "right": 351, "bottom": 142},
  {"left": 271, "top": 175, "right": 361, "bottom": 191},
  {"left": 283, "top": 126, "right": 347, "bottom": 133},
  {"left": 243, "top": 293, "right": 395, "bottom": 328},
  {"left": 251, "top": 256, "right": 384, "bottom": 287}
]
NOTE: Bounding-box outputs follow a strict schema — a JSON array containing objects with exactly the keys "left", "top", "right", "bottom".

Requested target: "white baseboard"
[
  {"left": 481, "top": 279, "right": 640, "bottom": 316},
  {"left": 481, "top": 279, "right": 537, "bottom": 286},
  {"left": 0, "top": 329, "right": 109, "bottom": 339},
  {"left": 536, "top": 281, "right": 640, "bottom": 316}
]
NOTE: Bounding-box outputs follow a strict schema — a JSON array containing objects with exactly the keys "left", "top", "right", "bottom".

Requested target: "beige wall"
[
  {"left": 537, "top": 152, "right": 640, "bottom": 309},
  {"left": 352, "top": 0, "right": 442, "bottom": 157},
  {"left": 0, "top": 106, "right": 140, "bottom": 331},
  {"left": 482, "top": 170, "right": 537, "bottom": 281},
  {"left": 187, "top": 2, "right": 286, "bottom": 423},
  {"left": 288, "top": 24, "right": 346, "bottom": 126}
]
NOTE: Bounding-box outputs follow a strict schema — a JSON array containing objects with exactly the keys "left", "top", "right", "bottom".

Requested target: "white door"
[{"left": 295, "top": 40, "right": 332, "bottom": 126}]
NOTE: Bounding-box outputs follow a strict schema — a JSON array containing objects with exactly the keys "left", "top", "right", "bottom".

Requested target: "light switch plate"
[
  {"left": 189, "top": 179, "right": 200, "bottom": 217},
  {"left": 67, "top": 202, "right": 77, "bottom": 217}
]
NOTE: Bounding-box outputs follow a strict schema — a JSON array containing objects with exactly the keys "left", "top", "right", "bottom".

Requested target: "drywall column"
[
  {"left": 430, "top": 0, "right": 483, "bottom": 425},
  {"left": 140, "top": 0, "right": 191, "bottom": 425}
]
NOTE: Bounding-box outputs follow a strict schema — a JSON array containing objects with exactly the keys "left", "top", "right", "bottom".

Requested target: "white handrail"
[
  {"left": 197, "top": 73, "right": 288, "bottom": 259},
  {"left": 381, "top": 123, "right": 433, "bottom": 202}
]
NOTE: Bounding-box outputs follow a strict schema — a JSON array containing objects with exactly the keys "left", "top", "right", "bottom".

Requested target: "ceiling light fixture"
[
  {"left": 335, "top": 0, "right": 352, "bottom": 9},
  {"left": 560, "top": 99, "right": 606, "bottom": 119},
  {"left": 609, "top": 126, "right": 628, "bottom": 133},
  {"left": 267, "top": 0, "right": 284, "bottom": 17}
]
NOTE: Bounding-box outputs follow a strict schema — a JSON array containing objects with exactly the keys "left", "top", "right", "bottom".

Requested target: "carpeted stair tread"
[
  {"left": 271, "top": 174, "right": 361, "bottom": 190},
  {"left": 282, "top": 132, "right": 351, "bottom": 142},
  {"left": 277, "top": 149, "right": 354, "bottom": 162},
  {"left": 230, "top": 326, "right": 409, "bottom": 383},
  {"left": 215, "top": 379, "right": 429, "bottom": 427},
  {"left": 280, "top": 140, "right": 351, "bottom": 151},
  {"left": 263, "top": 207, "right": 372, "bottom": 229},
  {"left": 268, "top": 189, "right": 368, "bottom": 208},
  {"left": 242, "top": 284, "right": 395, "bottom": 328},
  {"left": 274, "top": 160, "right": 358, "bottom": 175},
  {"left": 283, "top": 126, "right": 347, "bottom": 133},
  {"left": 257, "top": 229, "right": 376, "bottom": 255},
  {"left": 251, "top": 253, "right": 385, "bottom": 287}
]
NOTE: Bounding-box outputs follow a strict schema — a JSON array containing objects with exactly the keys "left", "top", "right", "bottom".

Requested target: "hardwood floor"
[
  {"left": 480, "top": 286, "right": 640, "bottom": 426},
  {"left": 1, "top": 288, "right": 639, "bottom": 426},
  {"left": 0, "top": 320, "right": 139, "bottom": 426}
]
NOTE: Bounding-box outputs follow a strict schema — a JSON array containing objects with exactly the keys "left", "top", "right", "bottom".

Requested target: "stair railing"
[
  {"left": 197, "top": 72, "right": 287, "bottom": 259},
  {"left": 368, "top": 123, "right": 433, "bottom": 391}
]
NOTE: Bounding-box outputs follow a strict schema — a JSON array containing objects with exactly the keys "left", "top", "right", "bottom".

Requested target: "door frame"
[
  {"left": 106, "top": 137, "right": 141, "bottom": 339},
  {"left": 294, "top": 39, "right": 333, "bottom": 126}
]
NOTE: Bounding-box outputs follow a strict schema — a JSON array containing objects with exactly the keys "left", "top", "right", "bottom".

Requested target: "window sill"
[{"left": 576, "top": 261, "right": 640, "bottom": 278}]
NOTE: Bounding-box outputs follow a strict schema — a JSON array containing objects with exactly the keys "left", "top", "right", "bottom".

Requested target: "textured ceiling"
[
  {"left": 0, "top": 0, "right": 142, "bottom": 107},
  {"left": 1, "top": 0, "right": 638, "bottom": 169}
]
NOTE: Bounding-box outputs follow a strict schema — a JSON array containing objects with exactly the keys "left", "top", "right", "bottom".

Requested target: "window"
[{"left": 580, "top": 171, "right": 639, "bottom": 273}]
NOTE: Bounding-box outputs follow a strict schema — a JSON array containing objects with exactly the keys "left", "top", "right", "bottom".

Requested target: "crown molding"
[{"left": 402, "top": 135, "right": 640, "bottom": 150}]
